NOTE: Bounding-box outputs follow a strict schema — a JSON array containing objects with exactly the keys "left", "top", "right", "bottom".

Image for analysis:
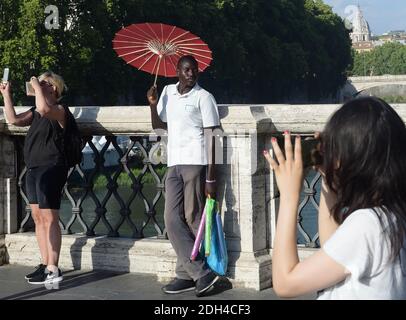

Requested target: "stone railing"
[
  {"left": 349, "top": 75, "right": 406, "bottom": 83},
  {"left": 2, "top": 104, "right": 406, "bottom": 289}
]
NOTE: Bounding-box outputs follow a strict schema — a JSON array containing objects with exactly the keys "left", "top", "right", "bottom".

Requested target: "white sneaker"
[{"left": 45, "top": 268, "right": 63, "bottom": 284}]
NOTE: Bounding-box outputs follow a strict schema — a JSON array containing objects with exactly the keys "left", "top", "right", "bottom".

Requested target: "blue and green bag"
[{"left": 200, "top": 207, "right": 228, "bottom": 276}]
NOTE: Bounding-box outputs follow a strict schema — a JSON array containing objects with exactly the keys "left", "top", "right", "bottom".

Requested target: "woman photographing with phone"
[
  {"left": 264, "top": 97, "right": 406, "bottom": 299},
  {"left": 0, "top": 71, "right": 68, "bottom": 285}
]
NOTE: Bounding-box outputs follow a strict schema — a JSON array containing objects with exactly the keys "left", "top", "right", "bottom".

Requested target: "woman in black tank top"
[{"left": 0, "top": 71, "right": 68, "bottom": 284}]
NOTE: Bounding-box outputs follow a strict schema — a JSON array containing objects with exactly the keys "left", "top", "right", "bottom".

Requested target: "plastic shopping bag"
[
  {"left": 201, "top": 207, "right": 228, "bottom": 276},
  {"left": 190, "top": 206, "right": 206, "bottom": 261}
]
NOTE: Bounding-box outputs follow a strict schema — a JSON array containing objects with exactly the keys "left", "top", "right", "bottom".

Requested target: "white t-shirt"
[
  {"left": 318, "top": 208, "right": 406, "bottom": 300},
  {"left": 157, "top": 83, "right": 220, "bottom": 167}
]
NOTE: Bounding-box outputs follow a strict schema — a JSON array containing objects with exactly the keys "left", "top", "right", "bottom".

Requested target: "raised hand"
[
  {"left": 147, "top": 85, "right": 158, "bottom": 105},
  {"left": 0, "top": 81, "right": 11, "bottom": 97},
  {"left": 30, "top": 76, "right": 41, "bottom": 92},
  {"left": 263, "top": 132, "right": 304, "bottom": 198}
]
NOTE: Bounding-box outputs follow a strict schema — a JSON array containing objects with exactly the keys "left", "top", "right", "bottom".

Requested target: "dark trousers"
[{"left": 164, "top": 165, "right": 210, "bottom": 281}]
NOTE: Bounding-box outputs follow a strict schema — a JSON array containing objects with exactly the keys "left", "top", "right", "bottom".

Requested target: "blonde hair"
[{"left": 38, "top": 71, "right": 67, "bottom": 101}]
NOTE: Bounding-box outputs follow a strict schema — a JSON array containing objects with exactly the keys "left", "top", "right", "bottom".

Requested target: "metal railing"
[
  {"left": 5, "top": 103, "right": 385, "bottom": 249},
  {"left": 14, "top": 133, "right": 322, "bottom": 247},
  {"left": 298, "top": 169, "right": 321, "bottom": 248},
  {"left": 17, "top": 134, "right": 168, "bottom": 239}
]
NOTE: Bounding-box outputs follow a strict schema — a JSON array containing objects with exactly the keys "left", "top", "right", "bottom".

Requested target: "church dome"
[{"left": 350, "top": 6, "right": 371, "bottom": 42}]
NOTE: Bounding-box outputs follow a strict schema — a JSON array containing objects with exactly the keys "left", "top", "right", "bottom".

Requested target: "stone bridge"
[
  {"left": 2, "top": 103, "right": 406, "bottom": 290},
  {"left": 340, "top": 75, "right": 406, "bottom": 101},
  {"left": 349, "top": 75, "right": 406, "bottom": 92}
]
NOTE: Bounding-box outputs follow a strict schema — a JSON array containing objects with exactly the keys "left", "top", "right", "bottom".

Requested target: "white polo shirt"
[{"left": 157, "top": 82, "right": 220, "bottom": 167}]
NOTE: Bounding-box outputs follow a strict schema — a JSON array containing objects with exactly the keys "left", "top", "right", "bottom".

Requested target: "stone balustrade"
[{"left": 1, "top": 104, "right": 405, "bottom": 289}]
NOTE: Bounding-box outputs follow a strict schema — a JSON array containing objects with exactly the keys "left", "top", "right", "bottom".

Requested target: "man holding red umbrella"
[{"left": 147, "top": 55, "right": 220, "bottom": 297}]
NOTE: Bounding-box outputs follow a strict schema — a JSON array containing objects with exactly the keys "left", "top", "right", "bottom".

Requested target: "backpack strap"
[{"left": 49, "top": 105, "right": 72, "bottom": 167}]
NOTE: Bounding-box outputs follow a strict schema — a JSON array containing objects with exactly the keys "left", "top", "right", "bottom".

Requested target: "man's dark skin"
[{"left": 147, "top": 59, "right": 217, "bottom": 199}]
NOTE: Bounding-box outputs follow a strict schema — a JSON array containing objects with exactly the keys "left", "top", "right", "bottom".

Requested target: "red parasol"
[{"left": 112, "top": 23, "right": 213, "bottom": 85}]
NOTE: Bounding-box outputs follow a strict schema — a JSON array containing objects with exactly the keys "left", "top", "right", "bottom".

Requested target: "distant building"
[
  {"left": 349, "top": 5, "right": 374, "bottom": 53},
  {"left": 388, "top": 30, "right": 406, "bottom": 37},
  {"left": 352, "top": 41, "right": 374, "bottom": 52},
  {"left": 349, "top": 6, "right": 405, "bottom": 53},
  {"left": 376, "top": 30, "right": 406, "bottom": 45}
]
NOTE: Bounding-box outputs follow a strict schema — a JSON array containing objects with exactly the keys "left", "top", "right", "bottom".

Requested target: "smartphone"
[
  {"left": 302, "top": 138, "right": 322, "bottom": 168},
  {"left": 26, "top": 81, "right": 35, "bottom": 96},
  {"left": 2, "top": 68, "right": 9, "bottom": 83}
]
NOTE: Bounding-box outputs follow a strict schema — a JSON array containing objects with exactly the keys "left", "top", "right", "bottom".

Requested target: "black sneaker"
[
  {"left": 162, "top": 278, "right": 195, "bottom": 294},
  {"left": 28, "top": 268, "right": 63, "bottom": 285},
  {"left": 195, "top": 272, "right": 219, "bottom": 297},
  {"left": 24, "top": 264, "right": 46, "bottom": 280}
]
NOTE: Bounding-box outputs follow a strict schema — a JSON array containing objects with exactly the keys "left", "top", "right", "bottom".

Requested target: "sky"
[{"left": 323, "top": 0, "right": 406, "bottom": 35}]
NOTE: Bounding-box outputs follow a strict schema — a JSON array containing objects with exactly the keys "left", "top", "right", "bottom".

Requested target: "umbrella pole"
[
  {"left": 153, "top": 55, "right": 162, "bottom": 87},
  {"left": 153, "top": 71, "right": 159, "bottom": 87}
]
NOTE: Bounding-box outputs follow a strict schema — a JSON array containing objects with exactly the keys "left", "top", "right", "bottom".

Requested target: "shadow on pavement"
[{"left": 1, "top": 270, "right": 125, "bottom": 300}]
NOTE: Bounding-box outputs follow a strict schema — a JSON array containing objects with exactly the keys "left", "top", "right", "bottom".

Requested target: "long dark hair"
[{"left": 322, "top": 96, "right": 406, "bottom": 260}]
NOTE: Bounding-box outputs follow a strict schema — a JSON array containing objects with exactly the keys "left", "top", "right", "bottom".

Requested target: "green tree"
[
  {"left": 1, "top": 0, "right": 353, "bottom": 105},
  {"left": 351, "top": 42, "right": 406, "bottom": 76},
  {"left": 303, "top": 0, "right": 352, "bottom": 100},
  {"left": 1, "top": 0, "right": 53, "bottom": 105}
]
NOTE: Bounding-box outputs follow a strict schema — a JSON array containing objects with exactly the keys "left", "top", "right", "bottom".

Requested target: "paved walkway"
[{"left": 0, "top": 264, "right": 316, "bottom": 300}]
